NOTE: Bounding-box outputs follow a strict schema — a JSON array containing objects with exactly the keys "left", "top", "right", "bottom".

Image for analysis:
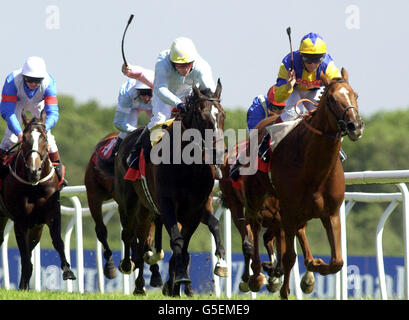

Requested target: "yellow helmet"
[
  {"left": 299, "top": 33, "right": 327, "bottom": 54},
  {"left": 170, "top": 37, "right": 198, "bottom": 64}
]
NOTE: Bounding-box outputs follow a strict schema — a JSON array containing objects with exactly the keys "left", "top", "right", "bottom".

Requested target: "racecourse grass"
[{"left": 0, "top": 288, "right": 288, "bottom": 300}]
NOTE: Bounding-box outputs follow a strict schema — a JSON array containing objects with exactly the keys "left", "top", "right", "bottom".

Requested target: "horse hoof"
[
  {"left": 144, "top": 250, "right": 165, "bottom": 265},
  {"left": 175, "top": 272, "right": 191, "bottom": 284},
  {"left": 300, "top": 271, "right": 315, "bottom": 294},
  {"left": 133, "top": 287, "right": 146, "bottom": 295},
  {"left": 104, "top": 260, "right": 117, "bottom": 279},
  {"left": 184, "top": 283, "right": 194, "bottom": 297},
  {"left": 150, "top": 275, "right": 163, "bottom": 288},
  {"left": 63, "top": 270, "right": 76, "bottom": 281},
  {"left": 118, "top": 259, "right": 135, "bottom": 274},
  {"left": 214, "top": 260, "right": 229, "bottom": 277},
  {"left": 266, "top": 277, "right": 281, "bottom": 293},
  {"left": 248, "top": 274, "right": 265, "bottom": 292},
  {"left": 239, "top": 282, "right": 250, "bottom": 292}
]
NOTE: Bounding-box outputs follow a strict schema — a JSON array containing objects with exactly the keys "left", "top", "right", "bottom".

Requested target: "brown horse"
[
  {"left": 0, "top": 111, "right": 76, "bottom": 289},
  {"left": 244, "top": 68, "right": 364, "bottom": 299},
  {"left": 219, "top": 153, "right": 316, "bottom": 294},
  {"left": 114, "top": 80, "right": 227, "bottom": 297},
  {"left": 84, "top": 131, "right": 163, "bottom": 289}
]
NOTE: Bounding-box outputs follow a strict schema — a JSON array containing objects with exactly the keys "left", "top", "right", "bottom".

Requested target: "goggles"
[
  {"left": 23, "top": 76, "right": 43, "bottom": 84},
  {"left": 301, "top": 54, "right": 325, "bottom": 65},
  {"left": 138, "top": 89, "right": 152, "bottom": 97}
]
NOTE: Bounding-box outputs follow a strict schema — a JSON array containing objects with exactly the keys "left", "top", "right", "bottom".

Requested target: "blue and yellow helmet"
[{"left": 299, "top": 33, "right": 327, "bottom": 55}]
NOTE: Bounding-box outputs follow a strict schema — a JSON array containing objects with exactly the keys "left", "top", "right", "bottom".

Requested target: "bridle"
[
  {"left": 295, "top": 79, "right": 358, "bottom": 140},
  {"left": 9, "top": 122, "right": 55, "bottom": 186}
]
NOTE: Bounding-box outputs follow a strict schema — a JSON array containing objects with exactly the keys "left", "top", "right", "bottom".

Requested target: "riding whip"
[
  {"left": 286, "top": 27, "right": 294, "bottom": 71},
  {"left": 121, "top": 14, "right": 134, "bottom": 67}
]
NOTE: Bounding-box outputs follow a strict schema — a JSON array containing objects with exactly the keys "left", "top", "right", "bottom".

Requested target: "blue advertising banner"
[{"left": 0, "top": 248, "right": 405, "bottom": 299}]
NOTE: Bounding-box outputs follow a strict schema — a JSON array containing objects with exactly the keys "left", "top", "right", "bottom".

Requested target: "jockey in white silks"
[
  {"left": 0, "top": 56, "right": 67, "bottom": 186},
  {"left": 125, "top": 37, "right": 217, "bottom": 170}
]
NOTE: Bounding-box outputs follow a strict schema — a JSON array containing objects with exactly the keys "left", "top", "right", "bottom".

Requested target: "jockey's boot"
[
  {"left": 229, "top": 159, "right": 241, "bottom": 182},
  {"left": 339, "top": 148, "right": 347, "bottom": 162},
  {"left": 127, "top": 127, "right": 150, "bottom": 170},
  {"left": 109, "top": 137, "right": 122, "bottom": 162},
  {"left": 49, "top": 151, "right": 68, "bottom": 187},
  {"left": 258, "top": 134, "right": 271, "bottom": 163}
]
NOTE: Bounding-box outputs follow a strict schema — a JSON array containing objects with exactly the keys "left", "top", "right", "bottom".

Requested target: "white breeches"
[{"left": 280, "top": 87, "right": 325, "bottom": 122}]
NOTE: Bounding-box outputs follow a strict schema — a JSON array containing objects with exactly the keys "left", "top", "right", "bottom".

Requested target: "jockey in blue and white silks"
[
  {"left": 114, "top": 68, "right": 154, "bottom": 140},
  {"left": 108, "top": 67, "right": 154, "bottom": 159},
  {"left": 0, "top": 56, "right": 67, "bottom": 185}
]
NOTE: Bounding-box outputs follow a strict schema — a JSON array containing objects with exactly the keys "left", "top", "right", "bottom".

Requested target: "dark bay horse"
[
  {"left": 84, "top": 131, "right": 163, "bottom": 288},
  {"left": 0, "top": 111, "right": 76, "bottom": 289},
  {"left": 244, "top": 68, "right": 364, "bottom": 299},
  {"left": 114, "top": 80, "right": 227, "bottom": 296}
]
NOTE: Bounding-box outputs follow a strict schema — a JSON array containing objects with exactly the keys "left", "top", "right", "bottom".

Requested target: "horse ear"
[
  {"left": 214, "top": 78, "right": 222, "bottom": 99},
  {"left": 320, "top": 71, "right": 331, "bottom": 87},
  {"left": 341, "top": 68, "right": 349, "bottom": 82},
  {"left": 193, "top": 85, "right": 201, "bottom": 98},
  {"left": 22, "top": 112, "right": 29, "bottom": 127}
]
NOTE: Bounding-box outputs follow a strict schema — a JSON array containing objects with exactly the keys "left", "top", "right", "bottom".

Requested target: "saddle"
[{"left": 124, "top": 118, "right": 175, "bottom": 181}]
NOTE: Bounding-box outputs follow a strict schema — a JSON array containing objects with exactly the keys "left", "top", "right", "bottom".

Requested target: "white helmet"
[
  {"left": 170, "top": 37, "right": 198, "bottom": 64},
  {"left": 22, "top": 56, "right": 47, "bottom": 78},
  {"left": 134, "top": 69, "right": 154, "bottom": 89}
]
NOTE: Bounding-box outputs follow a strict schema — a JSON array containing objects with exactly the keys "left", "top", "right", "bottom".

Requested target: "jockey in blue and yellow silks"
[{"left": 274, "top": 32, "right": 341, "bottom": 122}]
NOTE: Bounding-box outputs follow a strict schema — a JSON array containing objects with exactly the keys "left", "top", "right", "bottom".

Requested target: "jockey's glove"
[{"left": 177, "top": 103, "right": 187, "bottom": 113}]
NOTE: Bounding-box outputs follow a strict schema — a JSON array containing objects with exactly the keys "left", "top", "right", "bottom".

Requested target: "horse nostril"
[{"left": 347, "top": 122, "right": 357, "bottom": 132}]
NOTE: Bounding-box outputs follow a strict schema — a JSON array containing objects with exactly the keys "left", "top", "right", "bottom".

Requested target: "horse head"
[
  {"left": 20, "top": 110, "right": 50, "bottom": 183},
  {"left": 320, "top": 68, "right": 364, "bottom": 141},
  {"left": 184, "top": 79, "right": 226, "bottom": 163}
]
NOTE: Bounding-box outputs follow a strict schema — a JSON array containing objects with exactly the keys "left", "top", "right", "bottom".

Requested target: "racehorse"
[
  {"left": 244, "top": 68, "right": 364, "bottom": 299},
  {"left": 84, "top": 131, "right": 163, "bottom": 289},
  {"left": 114, "top": 80, "right": 227, "bottom": 296},
  {"left": 0, "top": 110, "right": 76, "bottom": 289},
  {"left": 219, "top": 155, "right": 316, "bottom": 294}
]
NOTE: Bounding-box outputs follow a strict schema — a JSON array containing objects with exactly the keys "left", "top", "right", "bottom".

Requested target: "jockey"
[
  {"left": 125, "top": 37, "right": 217, "bottom": 169},
  {"left": 109, "top": 66, "right": 154, "bottom": 160},
  {"left": 275, "top": 32, "right": 341, "bottom": 121},
  {"left": 0, "top": 56, "right": 67, "bottom": 186},
  {"left": 229, "top": 86, "right": 285, "bottom": 181},
  {"left": 275, "top": 32, "right": 347, "bottom": 161}
]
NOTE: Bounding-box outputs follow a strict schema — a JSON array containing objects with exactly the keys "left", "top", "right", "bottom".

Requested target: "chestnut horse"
[
  {"left": 114, "top": 80, "right": 227, "bottom": 296},
  {"left": 84, "top": 131, "right": 163, "bottom": 289},
  {"left": 219, "top": 154, "right": 316, "bottom": 294},
  {"left": 0, "top": 111, "right": 76, "bottom": 289},
  {"left": 244, "top": 69, "right": 364, "bottom": 299}
]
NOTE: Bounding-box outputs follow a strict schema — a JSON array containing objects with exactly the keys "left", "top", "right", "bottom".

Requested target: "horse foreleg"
[
  {"left": 202, "top": 208, "right": 228, "bottom": 278},
  {"left": 47, "top": 210, "right": 76, "bottom": 281},
  {"left": 14, "top": 222, "right": 32, "bottom": 290},
  {"left": 144, "top": 218, "right": 164, "bottom": 265},
  {"left": 118, "top": 206, "right": 136, "bottom": 275},
  {"left": 296, "top": 225, "right": 315, "bottom": 294},
  {"left": 280, "top": 226, "right": 296, "bottom": 300},
  {"left": 160, "top": 197, "right": 189, "bottom": 284},
  {"left": 248, "top": 217, "right": 266, "bottom": 292},
  {"left": 307, "top": 215, "right": 343, "bottom": 275},
  {"left": 263, "top": 225, "right": 282, "bottom": 293}
]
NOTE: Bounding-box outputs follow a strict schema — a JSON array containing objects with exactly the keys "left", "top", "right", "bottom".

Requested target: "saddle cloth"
[{"left": 230, "top": 118, "right": 302, "bottom": 190}]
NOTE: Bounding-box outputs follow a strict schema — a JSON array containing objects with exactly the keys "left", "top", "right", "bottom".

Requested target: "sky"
[{"left": 1, "top": 0, "right": 408, "bottom": 117}]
